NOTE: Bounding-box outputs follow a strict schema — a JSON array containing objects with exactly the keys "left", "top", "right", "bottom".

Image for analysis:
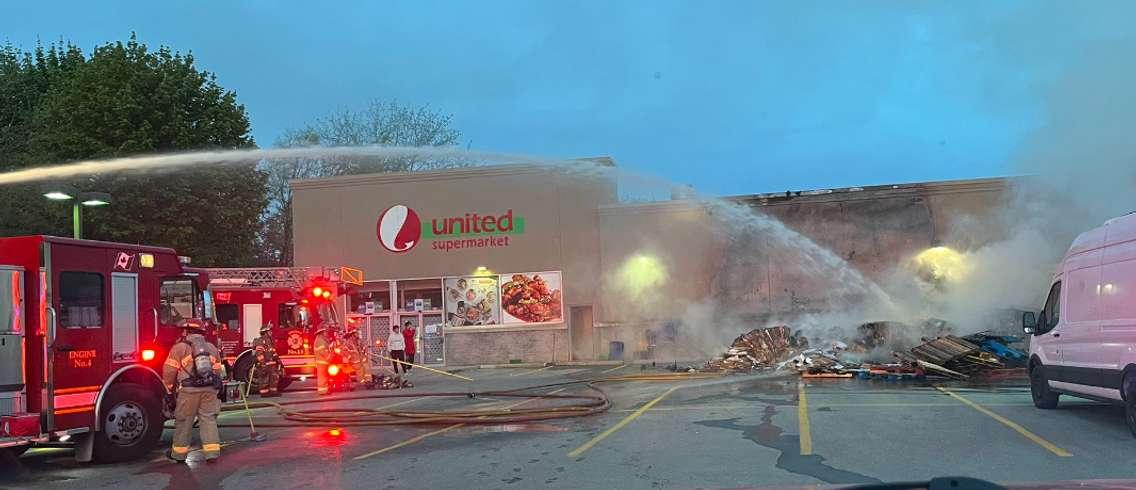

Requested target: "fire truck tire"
[
  {"left": 277, "top": 376, "right": 293, "bottom": 391},
  {"left": 3, "top": 446, "right": 28, "bottom": 458},
  {"left": 92, "top": 383, "right": 162, "bottom": 463}
]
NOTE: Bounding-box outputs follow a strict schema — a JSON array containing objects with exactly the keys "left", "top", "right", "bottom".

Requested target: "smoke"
[
  {"left": 876, "top": 22, "right": 1136, "bottom": 333},
  {"left": 598, "top": 24, "right": 1136, "bottom": 358}
]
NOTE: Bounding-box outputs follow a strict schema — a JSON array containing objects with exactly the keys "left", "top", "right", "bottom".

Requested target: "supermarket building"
[{"left": 291, "top": 160, "right": 1009, "bottom": 366}]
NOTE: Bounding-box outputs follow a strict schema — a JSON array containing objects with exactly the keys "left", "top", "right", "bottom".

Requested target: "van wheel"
[
  {"left": 1123, "top": 372, "right": 1136, "bottom": 438},
  {"left": 1030, "top": 364, "right": 1059, "bottom": 409},
  {"left": 93, "top": 383, "right": 162, "bottom": 463}
]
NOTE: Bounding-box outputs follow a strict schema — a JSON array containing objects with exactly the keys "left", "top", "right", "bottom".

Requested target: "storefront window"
[
  {"left": 398, "top": 285, "right": 442, "bottom": 312},
  {"left": 349, "top": 281, "right": 392, "bottom": 314}
]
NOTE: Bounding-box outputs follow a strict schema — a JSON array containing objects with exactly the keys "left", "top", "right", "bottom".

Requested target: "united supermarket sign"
[{"left": 377, "top": 204, "right": 525, "bottom": 253}]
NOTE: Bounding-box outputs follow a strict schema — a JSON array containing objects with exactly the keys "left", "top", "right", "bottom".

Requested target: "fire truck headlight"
[
  {"left": 141, "top": 349, "right": 156, "bottom": 361},
  {"left": 328, "top": 364, "right": 340, "bottom": 376}
]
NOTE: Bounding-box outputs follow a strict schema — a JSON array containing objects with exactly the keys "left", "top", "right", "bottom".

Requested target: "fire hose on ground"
[{"left": 207, "top": 372, "right": 721, "bottom": 429}]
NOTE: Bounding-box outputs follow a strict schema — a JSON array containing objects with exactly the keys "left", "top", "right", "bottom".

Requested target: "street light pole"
[
  {"left": 42, "top": 186, "right": 111, "bottom": 239},
  {"left": 73, "top": 202, "right": 81, "bottom": 239}
]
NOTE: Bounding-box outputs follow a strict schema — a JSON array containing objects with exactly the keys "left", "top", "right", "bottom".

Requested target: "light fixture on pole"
[{"left": 41, "top": 185, "right": 112, "bottom": 239}]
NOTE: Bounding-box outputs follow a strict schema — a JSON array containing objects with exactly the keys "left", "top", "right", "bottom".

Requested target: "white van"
[{"left": 1023, "top": 212, "right": 1136, "bottom": 435}]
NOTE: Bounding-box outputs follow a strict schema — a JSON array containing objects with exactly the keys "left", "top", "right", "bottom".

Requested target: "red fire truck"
[
  {"left": 205, "top": 267, "right": 363, "bottom": 392},
  {"left": 0, "top": 236, "right": 215, "bottom": 462}
]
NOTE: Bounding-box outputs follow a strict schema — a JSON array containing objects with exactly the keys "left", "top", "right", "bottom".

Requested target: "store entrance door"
[
  {"left": 398, "top": 312, "right": 445, "bottom": 365},
  {"left": 570, "top": 306, "right": 594, "bottom": 361}
]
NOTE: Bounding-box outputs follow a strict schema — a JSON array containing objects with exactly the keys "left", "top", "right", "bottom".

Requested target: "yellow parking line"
[
  {"left": 601, "top": 364, "right": 628, "bottom": 374},
  {"left": 935, "top": 386, "right": 1071, "bottom": 457},
  {"left": 354, "top": 388, "right": 566, "bottom": 460},
  {"left": 353, "top": 423, "right": 466, "bottom": 460},
  {"left": 798, "top": 383, "right": 813, "bottom": 455},
  {"left": 510, "top": 365, "right": 554, "bottom": 377},
  {"left": 568, "top": 386, "right": 678, "bottom": 458}
]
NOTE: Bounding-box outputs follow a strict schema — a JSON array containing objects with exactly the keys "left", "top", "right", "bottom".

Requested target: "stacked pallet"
[{"left": 908, "top": 335, "right": 1003, "bottom": 379}]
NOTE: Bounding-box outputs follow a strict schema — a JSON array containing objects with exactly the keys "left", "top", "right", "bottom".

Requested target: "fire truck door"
[
  {"left": 242, "top": 304, "right": 262, "bottom": 347},
  {"left": 50, "top": 248, "right": 113, "bottom": 424}
]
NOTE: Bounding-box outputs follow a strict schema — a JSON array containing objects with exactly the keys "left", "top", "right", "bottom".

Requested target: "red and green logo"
[
  {"left": 377, "top": 205, "right": 422, "bottom": 253},
  {"left": 378, "top": 205, "right": 525, "bottom": 253}
]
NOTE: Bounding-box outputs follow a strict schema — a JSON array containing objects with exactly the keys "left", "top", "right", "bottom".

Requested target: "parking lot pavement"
[{"left": 5, "top": 366, "right": 1136, "bottom": 489}]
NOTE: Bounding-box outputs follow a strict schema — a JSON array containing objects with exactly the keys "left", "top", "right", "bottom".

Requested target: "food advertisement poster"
[
  {"left": 444, "top": 276, "right": 500, "bottom": 326},
  {"left": 500, "top": 272, "right": 564, "bottom": 324}
]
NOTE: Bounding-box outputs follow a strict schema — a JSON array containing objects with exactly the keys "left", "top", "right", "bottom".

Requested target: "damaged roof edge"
[
  {"left": 599, "top": 175, "right": 1016, "bottom": 212},
  {"left": 729, "top": 175, "right": 1015, "bottom": 203}
]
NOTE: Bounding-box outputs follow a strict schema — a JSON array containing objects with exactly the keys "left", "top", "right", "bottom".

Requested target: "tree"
[
  {"left": 0, "top": 36, "right": 267, "bottom": 266},
  {"left": 258, "top": 100, "right": 467, "bottom": 265}
]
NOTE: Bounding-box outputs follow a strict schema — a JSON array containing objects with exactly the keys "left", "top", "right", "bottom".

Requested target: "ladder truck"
[{"left": 205, "top": 266, "right": 363, "bottom": 393}]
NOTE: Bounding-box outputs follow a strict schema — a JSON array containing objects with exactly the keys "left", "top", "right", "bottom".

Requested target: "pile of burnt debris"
[{"left": 696, "top": 321, "right": 1027, "bottom": 380}]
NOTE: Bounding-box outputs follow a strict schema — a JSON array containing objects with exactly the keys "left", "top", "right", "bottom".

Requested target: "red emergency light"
[{"left": 301, "top": 278, "right": 336, "bottom": 304}]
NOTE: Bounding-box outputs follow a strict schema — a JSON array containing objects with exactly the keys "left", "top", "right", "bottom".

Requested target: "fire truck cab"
[
  {"left": 206, "top": 267, "right": 362, "bottom": 393},
  {"left": 0, "top": 236, "right": 213, "bottom": 462}
]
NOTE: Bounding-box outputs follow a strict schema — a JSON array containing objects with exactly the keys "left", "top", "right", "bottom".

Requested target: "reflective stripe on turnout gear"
[
  {"left": 171, "top": 446, "right": 189, "bottom": 454},
  {"left": 202, "top": 443, "right": 221, "bottom": 452}
]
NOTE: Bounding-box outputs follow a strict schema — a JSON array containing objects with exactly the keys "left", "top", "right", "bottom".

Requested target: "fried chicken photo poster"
[{"left": 499, "top": 272, "right": 564, "bottom": 324}]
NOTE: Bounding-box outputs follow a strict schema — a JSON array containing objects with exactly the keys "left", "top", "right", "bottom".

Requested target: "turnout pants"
[
  {"left": 316, "top": 361, "right": 330, "bottom": 395},
  {"left": 171, "top": 387, "right": 221, "bottom": 460},
  {"left": 256, "top": 361, "right": 281, "bottom": 394}
]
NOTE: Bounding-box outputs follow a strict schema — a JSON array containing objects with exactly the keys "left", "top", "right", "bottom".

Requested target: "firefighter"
[
  {"left": 312, "top": 322, "right": 339, "bottom": 396},
  {"left": 343, "top": 320, "right": 375, "bottom": 388},
  {"left": 162, "top": 319, "right": 225, "bottom": 463},
  {"left": 252, "top": 322, "right": 283, "bottom": 397}
]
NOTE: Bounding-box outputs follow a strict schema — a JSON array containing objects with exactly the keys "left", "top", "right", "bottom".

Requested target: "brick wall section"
[{"left": 444, "top": 328, "right": 569, "bottom": 365}]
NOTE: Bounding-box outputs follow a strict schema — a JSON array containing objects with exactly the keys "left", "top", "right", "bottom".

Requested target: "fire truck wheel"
[
  {"left": 2, "top": 446, "right": 28, "bottom": 459},
  {"left": 93, "top": 383, "right": 162, "bottom": 463},
  {"left": 277, "top": 376, "right": 293, "bottom": 392}
]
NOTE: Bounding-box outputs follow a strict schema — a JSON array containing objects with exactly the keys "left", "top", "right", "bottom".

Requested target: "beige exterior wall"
[
  {"left": 293, "top": 166, "right": 1011, "bottom": 363},
  {"left": 292, "top": 163, "right": 616, "bottom": 365}
]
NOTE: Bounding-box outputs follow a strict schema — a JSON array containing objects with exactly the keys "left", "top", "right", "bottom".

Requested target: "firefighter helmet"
[{"left": 179, "top": 318, "right": 206, "bottom": 330}]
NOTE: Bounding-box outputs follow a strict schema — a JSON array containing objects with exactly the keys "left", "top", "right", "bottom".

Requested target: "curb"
[{"left": 444, "top": 359, "right": 704, "bottom": 372}]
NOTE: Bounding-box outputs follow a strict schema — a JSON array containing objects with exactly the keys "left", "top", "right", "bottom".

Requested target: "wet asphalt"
[{"left": 3, "top": 365, "right": 1135, "bottom": 489}]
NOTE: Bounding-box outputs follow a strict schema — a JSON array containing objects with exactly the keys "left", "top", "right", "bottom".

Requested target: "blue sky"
[{"left": 5, "top": 1, "right": 1131, "bottom": 196}]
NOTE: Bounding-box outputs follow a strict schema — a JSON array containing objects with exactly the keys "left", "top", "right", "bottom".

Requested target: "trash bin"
[{"left": 609, "top": 341, "right": 625, "bottom": 361}]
